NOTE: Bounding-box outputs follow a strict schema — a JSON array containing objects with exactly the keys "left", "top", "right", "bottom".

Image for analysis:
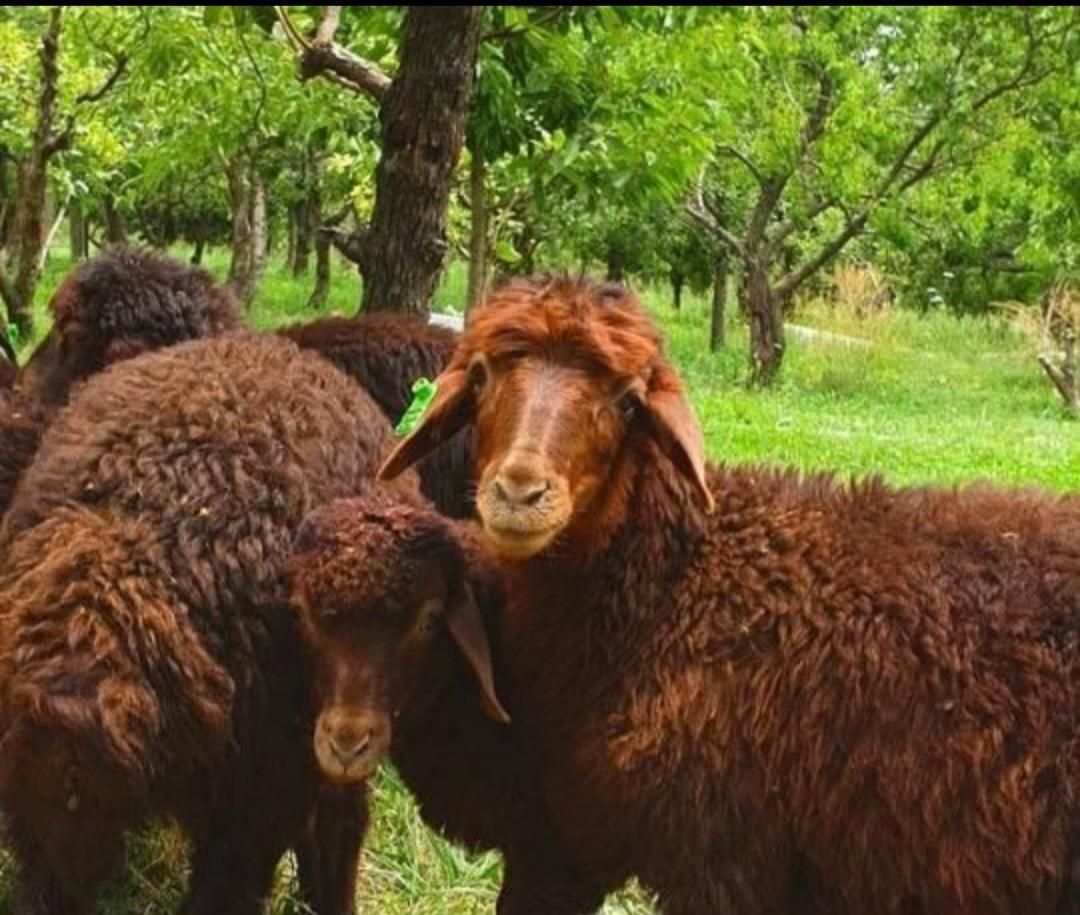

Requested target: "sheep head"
[
  {"left": 380, "top": 276, "right": 713, "bottom": 561},
  {"left": 289, "top": 490, "right": 508, "bottom": 785}
]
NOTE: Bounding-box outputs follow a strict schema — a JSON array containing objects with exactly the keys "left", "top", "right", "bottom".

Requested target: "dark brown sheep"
[
  {"left": 280, "top": 312, "right": 473, "bottom": 518},
  {"left": 18, "top": 245, "right": 240, "bottom": 413},
  {"left": 0, "top": 247, "right": 240, "bottom": 521},
  {"left": 381, "top": 276, "right": 1080, "bottom": 915},
  {"left": 289, "top": 486, "right": 603, "bottom": 915},
  {"left": 0, "top": 334, "right": 415, "bottom": 915}
]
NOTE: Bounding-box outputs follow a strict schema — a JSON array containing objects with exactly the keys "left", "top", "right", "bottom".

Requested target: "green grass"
[{"left": 0, "top": 244, "right": 1076, "bottom": 912}]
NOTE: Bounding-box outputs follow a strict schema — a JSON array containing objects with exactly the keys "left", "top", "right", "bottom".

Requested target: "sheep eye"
[
  {"left": 617, "top": 390, "right": 641, "bottom": 421},
  {"left": 467, "top": 356, "right": 489, "bottom": 394},
  {"left": 416, "top": 598, "right": 441, "bottom": 634}
]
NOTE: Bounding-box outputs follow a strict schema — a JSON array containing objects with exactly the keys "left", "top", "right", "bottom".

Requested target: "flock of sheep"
[{"left": 0, "top": 247, "right": 1075, "bottom": 915}]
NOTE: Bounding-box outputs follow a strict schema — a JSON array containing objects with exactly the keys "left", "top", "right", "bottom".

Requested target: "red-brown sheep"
[
  {"left": 280, "top": 313, "right": 474, "bottom": 518},
  {"left": 0, "top": 247, "right": 241, "bottom": 520},
  {"left": 0, "top": 334, "right": 414, "bottom": 915},
  {"left": 381, "top": 275, "right": 1080, "bottom": 915},
  {"left": 288, "top": 485, "right": 603, "bottom": 914}
]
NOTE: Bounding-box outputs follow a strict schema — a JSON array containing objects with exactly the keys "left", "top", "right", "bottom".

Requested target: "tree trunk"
[
  {"left": 710, "top": 253, "right": 728, "bottom": 353},
  {"left": 286, "top": 202, "right": 298, "bottom": 270},
  {"left": 293, "top": 148, "right": 320, "bottom": 277},
  {"left": 746, "top": 256, "right": 784, "bottom": 386},
  {"left": 293, "top": 202, "right": 313, "bottom": 276},
  {"left": 358, "top": 6, "right": 484, "bottom": 314},
  {"left": 606, "top": 246, "right": 626, "bottom": 283},
  {"left": 0, "top": 8, "right": 63, "bottom": 337},
  {"left": 227, "top": 159, "right": 252, "bottom": 292},
  {"left": 227, "top": 158, "right": 268, "bottom": 308},
  {"left": 0, "top": 156, "right": 13, "bottom": 248},
  {"left": 102, "top": 195, "right": 127, "bottom": 245},
  {"left": 293, "top": 203, "right": 312, "bottom": 275},
  {"left": 671, "top": 269, "right": 684, "bottom": 311},
  {"left": 466, "top": 148, "right": 488, "bottom": 311},
  {"left": 191, "top": 235, "right": 206, "bottom": 266},
  {"left": 69, "top": 203, "right": 88, "bottom": 260},
  {"left": 308, "top": 230, "right": 332, "bottom": 310}
]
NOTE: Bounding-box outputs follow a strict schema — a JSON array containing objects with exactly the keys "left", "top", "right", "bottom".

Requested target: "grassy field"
[{"left": 0, "top": 245, "right": 1076, "bottom": 913}]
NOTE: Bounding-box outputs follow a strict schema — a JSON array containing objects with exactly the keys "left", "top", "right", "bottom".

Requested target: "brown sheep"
[
  {"left": 18, "top": 244, "right": 240, "bottom": 413},
  {"left": 0, "top": 334, "right": 414, "bottom": 915},
  {"left": 0, "top": 247, "right": 240, "bottom": 520},
  {"left": 280, "top": 313, "right": 474, "bottom": 518},
  {"left": 288, "top": 486, "right": 604, "bottom": 914},
  {"left": 380, "top": 276, "right": 1080, "bottom": 915}
]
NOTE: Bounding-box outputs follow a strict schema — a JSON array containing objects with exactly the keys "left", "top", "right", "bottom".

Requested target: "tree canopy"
[{"left": 0, "top": 5, "right": 1075, "bottom": 381}]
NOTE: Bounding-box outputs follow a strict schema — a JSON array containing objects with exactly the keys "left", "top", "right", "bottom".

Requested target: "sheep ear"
[
  {"left": 644, "top": 363, "right": 714, "bottom": 513},
  {"left": 378, "top": 364, "right": 472, "bottom": 481},
  {"left": 444, "top": 582, "right": 511, "bottom": 725}
]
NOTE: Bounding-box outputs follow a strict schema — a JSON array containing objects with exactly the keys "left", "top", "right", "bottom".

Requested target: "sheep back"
[{"left": 0, "top": 334, "right": 408, "bottom": 784}]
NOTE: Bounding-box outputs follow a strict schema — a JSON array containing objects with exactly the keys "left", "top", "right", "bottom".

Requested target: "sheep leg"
[
  {"left": 294, "top": 782, "right": 369, "bottom": 915},
  {"left": 497, "top": 843, "right": 606, "bottom": 915},
  {"left": 182, "top": 768, "right": 311, "bottom": 915},
  {"left": 182, "top": 812, "right": 294, "bottom": 915},
  {"left": 10, "top": 848, "right": 84, "bottom": 915},
  {"left": 7, "top": 816, "right": 120, "bottom": 915}
]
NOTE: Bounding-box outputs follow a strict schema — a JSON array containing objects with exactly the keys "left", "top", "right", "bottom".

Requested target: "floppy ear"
[
  {"left": 444, "top": 581, "right": 511, "bottom": 725},
  {"left": 644, "top": 362, "right": 714, "bottom": 513},
  {"left": 378, "top": 362, "right": 472, "bottom": 481}
]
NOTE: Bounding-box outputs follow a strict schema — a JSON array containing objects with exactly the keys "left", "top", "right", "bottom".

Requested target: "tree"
[
  {"left": 687, "top": 6, "right": 1077, "bottom": 384},
  {"left": 279, "top": 5, "right": 484, "bottom": 314},
  {"left": 0, "top": 7, "right": 129, "bottom": 336}
]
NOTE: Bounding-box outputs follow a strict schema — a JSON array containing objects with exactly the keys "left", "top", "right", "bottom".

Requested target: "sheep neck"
[{"left": 505, "top": 445, "right": 709, "bottom": 680}]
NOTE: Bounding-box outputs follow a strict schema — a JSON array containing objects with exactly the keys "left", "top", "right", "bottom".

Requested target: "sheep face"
[
  {"left": 291, "top": 496, "right": 508, "bottom": 785},
  {"left": 380, "top": 276, "right": 713, "bottom": 559},
  {"left": 18, "top": 320, "right": 78, "bottom": 412},
  {"left": 298, "top": 569, "right": 447, "bottom": 784}
]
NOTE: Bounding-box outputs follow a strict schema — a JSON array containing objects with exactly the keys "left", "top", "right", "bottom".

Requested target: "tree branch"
[
  {"left": 45, "top": 47, "right": 131, "bottom": 158},
  {"left": 766, "top": 196, "right": 836, "bottom": 250},
  {"left": 687, "top": 173, "right": 745, "bottom": 257},
  {"left": 275, "top": 5, "right": 391, "bottom": 103},
  {"left": 744, "top": 61, "right": 835, "bottom": 247},
  {"left": 323, "top": 223, "right": 368, "bottom": 265},
  {"left": 715, "top": 144, "right": 766, "bottom": 188},
  {"left": 774, "top": 211, "right": 868, "bottom": 302},
  {"left": 314, "top": 4, "right": 342, "bottom": 44},
  {"left": 74, "top": 51, "right": 128, "bottom": 106},
  {"left": 483, "top": 8, "right": 573, "bottom": 43}
]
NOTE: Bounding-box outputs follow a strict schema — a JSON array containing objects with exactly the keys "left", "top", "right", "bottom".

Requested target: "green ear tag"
[
  {"left": 5, "top": 324, "right": 18, "bottom": 350},
  {"left": 395, "top": 377, "right": 439, "bottom": 437}
]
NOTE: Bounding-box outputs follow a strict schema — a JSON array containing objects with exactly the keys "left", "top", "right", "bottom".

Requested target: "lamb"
[
  {"left": 0, "top": 333, "right": 414, "bottom": 915},
  {"left": 288, "top": 486, "right": 603, "bottom": 914},
  {"left": 380, "top": 275, "right": 1080, "bottom": 915},
  {"left": 0, "top": 247, "right": 240, "bottom": 519},
  {"left": 280, "top": 312, "right": 473, "bottom": 518}
]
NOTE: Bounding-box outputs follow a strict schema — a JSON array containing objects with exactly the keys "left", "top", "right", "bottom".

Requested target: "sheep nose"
[
  {"left": 493, "top": 464, "right": 551, "bottom": 508},
  {"left": 328, "top": 729, "right": 372, "bottom": 767},
  {"left": 494, "top": 476, "right": 550, "bottom": 507}
]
